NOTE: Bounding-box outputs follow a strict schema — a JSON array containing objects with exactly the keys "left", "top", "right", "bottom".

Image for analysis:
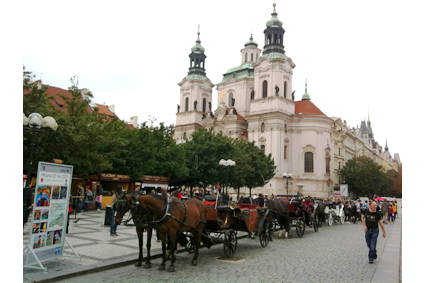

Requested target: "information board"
[{"left": 24, "top": 162, "right": 74, "bottom": 268}]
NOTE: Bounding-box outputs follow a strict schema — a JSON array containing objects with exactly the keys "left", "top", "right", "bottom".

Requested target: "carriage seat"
[{"left": 237, "top": 203, "right": 261, "bottom": 210}]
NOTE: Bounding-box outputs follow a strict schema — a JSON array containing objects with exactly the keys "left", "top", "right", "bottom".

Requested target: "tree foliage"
[
  {"left": 183, "top": 128, "right": 276, "bottom": 194},
  {"left": 340, "top": 156, "right": 401, "bottom": 198}
]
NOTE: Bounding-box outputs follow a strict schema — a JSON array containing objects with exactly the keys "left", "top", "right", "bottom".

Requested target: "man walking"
[
  {"left": 381, "top": 199, "right": 390, "bottom": 224},
  {"left": 361, "top": 201, "right": 386, "bottom": 264}
]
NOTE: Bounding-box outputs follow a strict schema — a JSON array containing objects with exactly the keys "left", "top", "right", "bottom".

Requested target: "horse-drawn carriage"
[
  {"left": 201, "top": 201, "right": 271, "bottom": 258},
  {"left": 286, "top": 196, "right": 321, "bottom": 236},
  {"left": 323, "top": 202, "right": 344, "bottom": 226}
]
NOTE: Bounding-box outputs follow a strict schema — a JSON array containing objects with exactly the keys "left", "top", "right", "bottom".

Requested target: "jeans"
[
  {"left": 110, "top": 209, "right": 117, "bottom": 235},
  {"left": 84, "top": 202, "right": 90, "bottom": 212},
  {"left": 365, "top": 229, "right": 379, "bottom": 261},
  {"left": 76, "top": 199, "right": 82, "bottom": 213},
  {"left": 96, "top": 202, "right": 102, "bottom": 210}
]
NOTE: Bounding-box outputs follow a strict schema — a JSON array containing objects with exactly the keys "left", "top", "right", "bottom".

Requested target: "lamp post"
[
  {"left": 23, "top": 113, "right": 58, "bottom": 188},
  {"left": 283, "top": 172, "right": 292, "bottom": 195},
  {"left": 219, "top": 159, "right": 236, "bottom": 196}
]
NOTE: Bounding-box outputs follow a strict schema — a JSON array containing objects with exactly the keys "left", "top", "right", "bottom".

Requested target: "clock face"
[{"left": 261, "top": 123, "right": 265, "bottom": 133}]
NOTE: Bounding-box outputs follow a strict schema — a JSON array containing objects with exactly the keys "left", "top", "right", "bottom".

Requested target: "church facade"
[{"left": 173, "top": 3, "right": 400, "bottom": 197}]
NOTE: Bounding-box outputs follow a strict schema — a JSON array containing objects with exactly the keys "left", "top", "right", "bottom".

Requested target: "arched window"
[
  {"left": 202, "top": 98, "right": 207, "bottom": 113},
  {"left": 183, "top": 132, "right": 187, "bottom": 140},
  {"left": 245, "top": 53, "right": 247, "bottom": 62},
  {"left": 284, "top": 81, "right": 287, "bottom": 98},
  {"left": 304, "top": 152, "right": 314, "bottom": 172},
  {"left": 251, "top": 53, "right": 253, "bottom": 61},
  {"left": 279, "top": 34, "right": 283, "bottom": 44},
  {"left": 284, "top": 146, "right": 287, "bottom": 160},
  {"left": 229, "top": 93, "right": 234, "bottom": 107},
  {"left": 185, "top": 97, "right": 189, "bottom": 112},
  {"left": 274, "top": 33, "right": 278, "bottom": 43},
  {"left": 250, "top": 90, "right": 255, "bottom": 100},
  {"left": 261, "top": 145, "right": 265, "bottom": 152},
  {"left": 267, "top": 34, "right": 272, "bottom": 44},
  {"left": 262, "top": 80, "right": 268, "bottom": 98}
]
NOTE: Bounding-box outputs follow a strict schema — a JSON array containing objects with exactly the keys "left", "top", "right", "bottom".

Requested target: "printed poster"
[{"left": 26, "top": 162, "right": 73, "bottom": 266}]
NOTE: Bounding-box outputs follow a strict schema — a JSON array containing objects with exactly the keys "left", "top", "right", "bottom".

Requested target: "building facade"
[{"left": 173, "top": 3, "right": 401, "bottom": 197}]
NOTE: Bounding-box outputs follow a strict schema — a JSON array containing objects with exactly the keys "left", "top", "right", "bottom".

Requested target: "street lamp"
[
  {"left": 219, "top": 159, "right": 236, "bottom": 196},
  {"left": 23, "top": 113, "right": 58, "bottom": 188},
  {"left": 283, "top": 172, "right": 292, "bottom": 195}
]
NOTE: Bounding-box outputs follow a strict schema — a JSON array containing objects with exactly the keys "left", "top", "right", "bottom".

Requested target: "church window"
[
  {"left": 245, "top": 53, "right": 247, "bottom": 62},
  {"left": 185, "top": 97, "right": 189, "bottom": 112},
  {"left": 229, "top": 93, "right": 234, "bottom": 107},
  {"left": 304, "top": 152, "right": 314, "bottom": 172},
  {"left": 284, "top": 146, "right": 287, "bottom": 160},
  {"left": 250, "top": 90, "right": 255, "bottom": 100},
  {"left": 261, "top": 145, "right": 265, "bottom": 152},
  {"left": 267, "top": 34, "right": 272, "bottom": 45},
  {"left": 183, "top": 132, "right": 187, "bottom": 140},
  {"left": 251, "top": 53, "right": 253, "bottom": 61},
  {"left": 262, "top": 80, "right": 268, "bottom": 98},
  {"left": 202, "top": 98, "right": 207, "bottom": 113},
  {"left": 274, "top": 33, "right": 278, "bottom": 43},
  {"left": 284, "top": 81, "right": 287, "bottom": 98}
]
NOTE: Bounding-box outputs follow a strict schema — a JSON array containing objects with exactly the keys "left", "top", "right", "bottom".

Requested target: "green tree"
[
  {"left": 340, "top": 156, "right": 387, "bottom": 198},
  {"left": 183, "top": 127, "right": 233, "bottom": 188}
]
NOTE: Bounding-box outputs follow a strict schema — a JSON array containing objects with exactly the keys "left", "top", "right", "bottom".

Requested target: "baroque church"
[{"left": 174, "top": 3, "right": 343, "bottom": 197}]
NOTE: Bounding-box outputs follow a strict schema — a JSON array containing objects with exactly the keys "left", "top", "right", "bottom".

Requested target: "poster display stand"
[{"left": 23, "top": 162, "right": 81, "bottom": 272}]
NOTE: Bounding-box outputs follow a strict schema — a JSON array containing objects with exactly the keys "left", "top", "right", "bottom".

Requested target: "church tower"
[
  {"left": 174, "top": 27, "right": 215, "bottom": 144},
  {"left": 245, "top": 2, "right": 297, "bottom": 194}
]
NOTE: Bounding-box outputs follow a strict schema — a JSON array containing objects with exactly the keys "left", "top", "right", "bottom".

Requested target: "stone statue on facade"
[
  {"left": 275, "top": 85, "right": 279, "bottom": 96},
  {"left": 194, "top": 100, "right": 197, "bottom": 111}
]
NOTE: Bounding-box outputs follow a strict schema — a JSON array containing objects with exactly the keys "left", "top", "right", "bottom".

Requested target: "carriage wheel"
[
  {"left": 313, "top": 213, "right": 319, "bottom": 232},
  {"left": 339, "top": 216, "right": 344, "bottom": 225},
  {"left": 223, "top": 230, "right": 237, "bottom": 258},
  {"left": 259, "top": 219, "right": 271, "bottom": 247},
  {"left": 296, "top": 217, "right": 305, "bottom": 237},
  {"left": 185, "top": 235, "right": 195, "bottom": 254}
]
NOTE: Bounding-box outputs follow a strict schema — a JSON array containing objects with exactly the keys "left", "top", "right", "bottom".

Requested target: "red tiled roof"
[
  {"left": 243, "top": 131, "right": 248, "bottom": 137},
  {"left": 295, "top": 100, "right": 328, "bottom": 117},
  {"left": 237, "top": 114, "right": 244, "bottom": 120},
  {"left": 95, "top": 103, "right": 117, "bottom": 118}
]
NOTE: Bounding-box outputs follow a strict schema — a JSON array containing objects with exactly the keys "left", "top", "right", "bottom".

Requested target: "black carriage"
[{"left": 286, "top": 196, "right": 320, "bottom": 236}]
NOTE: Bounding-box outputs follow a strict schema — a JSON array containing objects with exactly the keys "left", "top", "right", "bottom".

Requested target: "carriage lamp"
[
  {"left": 283, "top": 173, "right": 293, "bottom": 195},
  {"left": 24, "top": 113, "right": 58, "bottom": 187}
]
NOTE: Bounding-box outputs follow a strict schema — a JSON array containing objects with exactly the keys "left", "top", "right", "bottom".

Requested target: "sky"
[{"left": 20, "top": 0, "right": 424, "bottom": 161}]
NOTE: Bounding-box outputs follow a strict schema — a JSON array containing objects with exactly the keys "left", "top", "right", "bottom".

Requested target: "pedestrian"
[
  {"left": 390, "top": 204, "right": 395, "bottom": 222},
  {"left": 95, "top": 187, "right": 102, "bottom": 211},
  {"left": 361, "top": 201, "right": 386, "bottom": 264},
  {"left": 67, "top": 195, "right": 73, "bottom": 233},
  {"left": 362, "top": 200, "right": 369, "bottom": 212},
  {"left": 76, "top": 183, "right": 84, "bottom": 213},
  {"left": 223, "top": 193, "right": 229, "bottom": 205},
  {"left": 356, "top": 200, "right": 362, "bottom": 222},
  {"left": 109, "top": 185, "right": 123, "bottom": 237},
  {"left": 84, "top": 188, "right": 93, "bottom": 212},
  {"left": 381, "top": 199, "right": 390, "bottom": 224},
  {"left": 177, "top": 189, "right": 183, "bottom": 200},
  {"left": 344, "top": 201, "right": 351, "bottom": 223},
  {"left": 23, "top": 183, "right": 33, "bottom": 228},
  {"left": 392, "top": 202, "right": 397, "bottom": 219}
]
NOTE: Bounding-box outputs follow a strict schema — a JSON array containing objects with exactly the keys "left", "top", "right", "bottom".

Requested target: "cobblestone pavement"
[{"left": 54, "top": 218, "right": 400, "bottom": 283}]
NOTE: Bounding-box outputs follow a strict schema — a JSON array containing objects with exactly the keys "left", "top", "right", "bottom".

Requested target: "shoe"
[
  {"left": 110, "top": 234, "right": 117, "bottom": 237},
  {"left": 369, "top": 259, "right": 374, "bottom": 264}
]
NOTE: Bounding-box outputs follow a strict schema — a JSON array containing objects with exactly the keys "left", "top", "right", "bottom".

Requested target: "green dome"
[
  {"left": 191, "top": 33, "right": 205, "bottom": 54},
  {"left": 244, "top": 34, "right": 258, "bottom": 47},
  {"left": 266, "top": 5, "right": 283, "bottom": 27}
]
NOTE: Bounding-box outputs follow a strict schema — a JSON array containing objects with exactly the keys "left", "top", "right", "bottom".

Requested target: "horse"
[
  {"left": 117, "top": 193, "right": 207, "bottom": 272},
  {"left": 264, "top": 198, "right": 290, "bottom": 239},
  {"left": 308, "top": 199, "right": 326, "bottom": 227},
  {"left": 114, "top": 191, "right": 154, "bottom": 268}
]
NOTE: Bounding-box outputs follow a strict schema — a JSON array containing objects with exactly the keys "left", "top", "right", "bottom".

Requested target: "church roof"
[
  {"left": 218, "top": 63, "right": 254, "bottom": 84},
  {"left": 294, "top": 99, "right": 330, "bottom": 119}
]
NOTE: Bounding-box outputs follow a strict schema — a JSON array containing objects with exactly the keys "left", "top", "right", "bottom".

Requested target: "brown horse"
[
  {"left": 114, "top": 191, "right": 154, "bottom": 268},
  {"left": 119, "top": 193, "right": 207, "bottom": 272},
  {"left": 265, "top": 198, "right": 289, "bottom": 239}
]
